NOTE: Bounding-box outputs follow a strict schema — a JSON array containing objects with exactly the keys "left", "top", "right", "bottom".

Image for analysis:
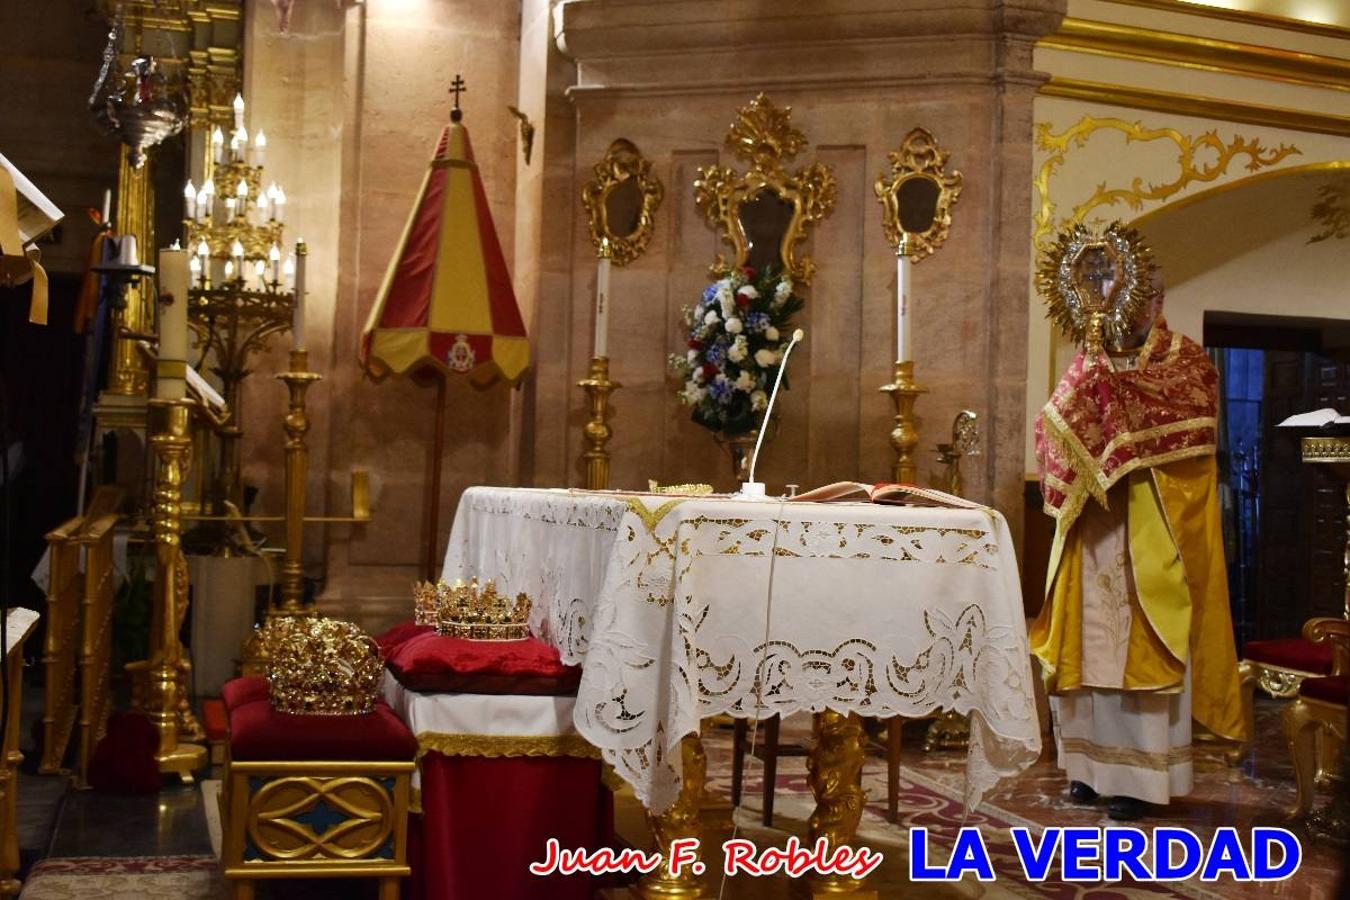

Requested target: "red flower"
[
  {"left": 742, "top": 266, "right": 757, "bottom": 282},
  {"left": 735, "top": 293, "right": 749, "bottom": 310},
  {"left": 701, "top": 363, "right": 718, "bottom": 379},
  {"left": 688, "top": 338, "right": 704, "bottom": 350}
]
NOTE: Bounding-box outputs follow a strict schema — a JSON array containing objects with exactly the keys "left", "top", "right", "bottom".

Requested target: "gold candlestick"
[
  {"left": 240, "top": 349, "right": 321, "bottom": 675},
  {"left": 145, "top": 399, "right": 207, "bottom": 780},
  {"left": 879, "top": 360, "right": 925, "bottom": 484},
  {"left": 577, "top": 356, "right": 619, "bottom": 490},
  {"left": 277, "top": 348, "right": 322, "bottom": 613}
]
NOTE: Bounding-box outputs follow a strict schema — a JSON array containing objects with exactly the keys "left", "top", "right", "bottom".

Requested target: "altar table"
[{"left": 443, "top": 487, "right": 1041, "bottom": 895}]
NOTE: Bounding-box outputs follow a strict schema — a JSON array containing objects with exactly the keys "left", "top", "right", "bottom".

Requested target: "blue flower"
[
  {"left": 705, "top": 342, "right": 726, "bottom": 366},
  {"left": 708, "top": 377, "right": 733, "bottom": 405},
  {"left": 702, "top": 283, "right": 719, "bottom": 306},
  {"left": 746, "top": 311, "right": 770, "bottom": 333}
]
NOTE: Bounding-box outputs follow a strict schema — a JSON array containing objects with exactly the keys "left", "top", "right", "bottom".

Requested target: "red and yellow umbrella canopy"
[{"left": 360, "top": 115, "right": 529, "bottom": 385}]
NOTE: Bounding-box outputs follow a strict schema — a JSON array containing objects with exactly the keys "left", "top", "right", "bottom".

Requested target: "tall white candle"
[
  {"left": 293, "top": 240, "right": 307, "bottom": 350},
  {"left": 254, "top": 130, "right": 266, "bottom": 169},
  {"left": 233, "top": 93, "right": 245, "bottom": 131},
  {"left": 101, "top": 189, "right": 111, "bottom": 226},
  {"left": 157, "top": 247, "right": 190, "bottom": 400},
  {"left": 183, "top": 179, "right": 195, "bottom": 220},
  {"left": 895, "top": 239, "right": 911, "bottom": 362},
  {"left": 212, "top": 126, "right": 225, "bottom": 164},
  {"left": 594, "top": 246, "right": 611, "bottom": 358}
]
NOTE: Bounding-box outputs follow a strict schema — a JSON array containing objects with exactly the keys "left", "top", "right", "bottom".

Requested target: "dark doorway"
[{"left": 1205, "top": 312, "right": 1350, "bottom": 648}]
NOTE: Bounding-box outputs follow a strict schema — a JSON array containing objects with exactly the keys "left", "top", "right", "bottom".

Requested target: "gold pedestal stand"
[
  {"left": 578, "top": 357, "right": 619, "bottom": 491},
  {"left": 240, "top": 350, "right": 322, "bottom": 673},
  {"left": 636, "top": 734, "right": 709, "bottom": 899},
  {"left": 143, "top": 399, "right": 208, "bottom": 780},
  {"left": 879, "top": 361, "right": 924, "bottom": 484}
]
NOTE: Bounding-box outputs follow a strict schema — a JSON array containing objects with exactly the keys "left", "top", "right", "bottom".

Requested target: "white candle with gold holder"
[
  {"left": 576, "top": 138, "right": 664, "bottom": 490},
  {"left": 874, "top": 128, "right": 963, "bottom": 483}
]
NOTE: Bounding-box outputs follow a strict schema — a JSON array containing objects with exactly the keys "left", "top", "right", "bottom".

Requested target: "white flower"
[
  {"left": 686, "top": 349, "right": 699, "bottom": 365},
  {"left": 773, "top": 279, "right": 792, "bottom": 304},
  {"left": 692, "top": 366, "right": 706, "bottom": 383},
  {"left": 737, "top": 285, "right": 759, "bottom": 300},
  {"left": 764, "top": 326, "right": 779, "bottom": 341},
  {"left": 713, "top": 372, "right": 728, "bottom": 384},
  {"left": 754, "top": 348, "right": 779, "bottom": 368},
  {"left": 704, "top": 309, "right": 720, "bottom": 326},
  {"left": 751, "top": 390, "right": 768, "bottom": 411},
  {"left": 725, "top": 317, "right": 743, "bottom": 335},
  {"left": 682, "top": 382, "right": 707, "bottom": 404},
  {"left": 734, "top": 370, "right": 755, "bottom": 392},
  {"left": 727, "top": 337, "right": 747, "bottom": 363}
]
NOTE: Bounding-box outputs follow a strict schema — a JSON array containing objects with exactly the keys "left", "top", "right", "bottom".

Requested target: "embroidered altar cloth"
[{"left": 442, "top": 487, "right": 1041, "bottom": 814}]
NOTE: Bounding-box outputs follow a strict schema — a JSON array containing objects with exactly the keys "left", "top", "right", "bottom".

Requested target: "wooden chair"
[
  {"left": 730, "top": 716, "right": 903, "bottom": 825},
  {"left": 1236, "top": 624, "right": 1342, "bottom": 773},
  {"left": 1283, "top": 617, "right": 1348, "bottom": 821}
]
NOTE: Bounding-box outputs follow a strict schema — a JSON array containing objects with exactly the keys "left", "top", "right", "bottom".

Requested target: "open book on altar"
[
  {"left": 792, "top": 481, "right": 986, "bottom": 509},
  {"left": 1278, "top": 408, "right": 1350, "bottom": 428}
]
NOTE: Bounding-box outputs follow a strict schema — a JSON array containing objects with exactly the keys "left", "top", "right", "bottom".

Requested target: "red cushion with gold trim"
[
  {"left": 221, "top": 675, "right": 270, "bottom": 711},
  {"left": 1243, "top": 638, "right": 1335, "bottom": 675},
  {"left": 385, "top": 631, "right": 581, "bottom": 696},
  {"left": 376, "top": 620, "right": 434, "bottom": 656},
  {"left": 1298, "top": 675, "right": 1347, "bottom": 706},
  {"left": 229, "top": 698, "right": 418, "bottom": 762}
]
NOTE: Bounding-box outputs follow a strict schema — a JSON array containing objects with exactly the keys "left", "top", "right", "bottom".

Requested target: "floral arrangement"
[{"left": 668, "top": 266, "right": 803, "bottom": 437}]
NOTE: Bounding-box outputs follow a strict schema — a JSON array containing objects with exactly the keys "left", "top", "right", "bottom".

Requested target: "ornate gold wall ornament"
[
  {"left": 1037, "top": 221, "right": 1157, "bottom": 351},
  {"left": 875, "top": 127, "right": 963, "bottom": 261},
  {"left": 694, "top": 94, "right": 836, "bottom": 283},
  {"left": 1310, "top": 179, "right": 1350, "bottom": 243},
  {"left": 581, "top": 139, "right": 663, "bottom": 267},
  {"left": 1032, "top": 115, "right": 1301, "bottom": 249},
  {"left": 265, "top": 616, "right": 384, "bottom": 716}
]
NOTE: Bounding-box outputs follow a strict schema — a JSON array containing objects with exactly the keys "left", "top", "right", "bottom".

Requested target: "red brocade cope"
[{"left": 1035, "top": 320, "right": 1218, "bottom": 531}]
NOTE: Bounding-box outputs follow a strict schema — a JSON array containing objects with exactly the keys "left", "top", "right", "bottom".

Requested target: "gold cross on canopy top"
[{"left": 449, "top": 74, "right": 466, "bottom": 121}]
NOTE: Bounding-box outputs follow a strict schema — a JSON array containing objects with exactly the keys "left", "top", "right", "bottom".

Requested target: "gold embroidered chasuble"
[{"left": 1030, "top": 323, "right": 1245, "bottom": 746}]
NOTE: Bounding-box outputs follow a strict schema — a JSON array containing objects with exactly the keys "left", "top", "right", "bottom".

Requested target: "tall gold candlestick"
[
  {"left": 145, "top": 399, "right": 207, "bottom": 780},
  {"left": 880, "top": 360, "right": 925, "bottom": 484},
  {"left": 577, "top": 356, "right": 619, "bottom": 490},
  {"left": 277, "top": 348, "right": 322, "bottom": 613}
]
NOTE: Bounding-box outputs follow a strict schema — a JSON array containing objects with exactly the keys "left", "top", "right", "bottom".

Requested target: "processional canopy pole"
[{"left": 359, "top": 74, "right": 530, "bottom": 580}]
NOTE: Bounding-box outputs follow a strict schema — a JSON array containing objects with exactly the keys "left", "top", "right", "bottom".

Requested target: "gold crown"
[
  {"left": 411, "top": 578, "right": 531, "bottom": 641},
  {"left": 264, "top": 616, "right": 384, "bottom": 716}
]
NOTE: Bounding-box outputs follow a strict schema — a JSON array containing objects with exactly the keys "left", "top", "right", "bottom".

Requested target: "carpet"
[{"left": 18, "top": 857, "right": 224, "bottom": 900}]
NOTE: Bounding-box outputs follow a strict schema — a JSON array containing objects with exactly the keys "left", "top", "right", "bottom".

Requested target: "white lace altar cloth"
[{"left": 442, "top": 487, "right": 1041, "bottom": 815}]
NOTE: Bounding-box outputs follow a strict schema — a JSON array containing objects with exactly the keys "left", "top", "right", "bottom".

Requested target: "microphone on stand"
[{"left": 738, "top": 328, "right": 805, "bottom": 500}]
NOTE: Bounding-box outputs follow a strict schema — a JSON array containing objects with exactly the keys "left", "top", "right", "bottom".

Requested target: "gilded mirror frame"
[
  {"left": 581, "top": 138, "right": 664, "bottom": 267},
  {"left": 875, "top": 127, "right": 963, "bottom": 261},
  {"left": 694, "top": 94, "right": 837, "bottom": 283}
]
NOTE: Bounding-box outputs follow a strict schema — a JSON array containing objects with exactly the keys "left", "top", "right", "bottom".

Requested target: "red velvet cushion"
[
  {"left": 1299, "top": 675, "right": 1347, "bottom": 705},
  {"left": 1244, "top": 638, "right": 1336, "bottom": 675},
  {"left": 229, "top": 698, "right": 418, "bottom": 762},
  {"left": 375, "top": 620, "right": 435, "bottom": 656},
  {"left": 221, "top": 675, "right": 270, "bottom": 711},
  {"left": 385, "top": 631, "right": 581, "bottom": 696}
]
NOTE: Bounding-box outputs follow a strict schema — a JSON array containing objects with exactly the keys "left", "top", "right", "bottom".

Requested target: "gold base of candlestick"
[
  {"left": 577, "top": 357, "right": 620, "bottom": 491},
  {"left": 145, "top": 398, "right": 208, "bottom": 782},
  {"left": 879, "top": 360, "right": 925, "bottom": 484}
]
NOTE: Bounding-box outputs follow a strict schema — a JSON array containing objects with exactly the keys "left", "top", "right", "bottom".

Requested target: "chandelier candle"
[{"left": 594, "top": 238, "right": 612, "bottom": 358}]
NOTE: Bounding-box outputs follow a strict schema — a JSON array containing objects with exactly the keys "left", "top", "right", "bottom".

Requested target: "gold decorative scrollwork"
[
  {"left": 874, "top": 127, "right": 963, "bottom": 261},
  {"left": 1310, "top": 178, "right": 1350, "bottom": 243},
  {"left": 247, "top": 775, "right": 394, "bottom": 861},
  {"left": 581, "top": 138, "right": 664, "bottom": 266},
  {"left": 694, "top": 93, "right": 836, "bottom": 283},
  {"left": 1032, "top": 116, "right": 1300, "bottom": 248}
]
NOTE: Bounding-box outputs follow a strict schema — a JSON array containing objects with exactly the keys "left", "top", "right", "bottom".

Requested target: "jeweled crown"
[
  {"left": 410, "top": 577, "right": 531, "bottom": 641},
  {"left": 265, "top": 616, "right": 384, "bottom": 715}
]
